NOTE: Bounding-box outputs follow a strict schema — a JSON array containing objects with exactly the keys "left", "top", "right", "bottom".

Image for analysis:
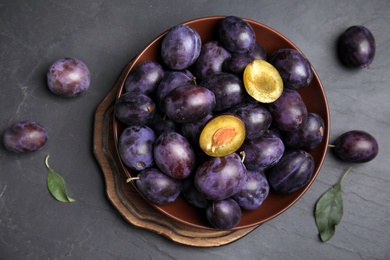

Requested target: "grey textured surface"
[{"left": 1, "top": 1, "right": 389, "bottom": 259}]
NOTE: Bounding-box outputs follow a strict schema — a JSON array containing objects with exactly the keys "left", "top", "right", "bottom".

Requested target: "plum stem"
[
  {"left": 239, "top": 150, "right": 246, "bottom": 163},
  {"left": 192, "top": 76, "right": 197, "bottom": 85},
  {"left": 126, "top": 176, "right": 140, "bottom": 183}
]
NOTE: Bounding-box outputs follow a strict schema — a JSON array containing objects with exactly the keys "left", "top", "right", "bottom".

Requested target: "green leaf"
[
  {"left": 315, "top": 167, "right": 352, "bottom": 242},
  {"left": 315, "top": 182, "right": 343, "bottom": 242},
  {"left": 45, "top": 155, "right": 75, "bottom": 203}
]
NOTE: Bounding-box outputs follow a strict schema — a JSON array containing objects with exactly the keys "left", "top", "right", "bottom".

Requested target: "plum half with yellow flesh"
[
  {"left": 243, "top": 59, "right": 283, "bottom": 103},
  {"left": 199, "top": 114, "right": 245, "bottom": 157}
]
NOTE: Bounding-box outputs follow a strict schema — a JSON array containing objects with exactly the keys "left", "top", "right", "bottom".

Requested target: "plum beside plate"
[{"left": 113, "top": 16, "right": 330, "bottom": 230}]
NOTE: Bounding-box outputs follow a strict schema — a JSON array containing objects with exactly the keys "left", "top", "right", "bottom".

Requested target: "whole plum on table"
[
  {"left": 47, "top": 58, "right": 90, "bottom": 97},
  {"left": 3, "top": 121, "right": 47, "bottom": 153},
  {"left": 161, "top": 24, "right": 201, "bottom": 70},
  {"left": 136, "top": 168, "right": 183, "bottom": 205},
  {"left": 338, "top": 25, "right": 375, "bottom": 68},
  {"left": 332, "top": 130, "right": 378, "bottom": 163},
  {"left": 267, "top": 149, "right": 315, "bottom": 194}
]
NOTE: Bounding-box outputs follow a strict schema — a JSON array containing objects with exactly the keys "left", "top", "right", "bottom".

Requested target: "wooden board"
[{"left": 93, "top": 61, "right": 260, "bottom": 247}]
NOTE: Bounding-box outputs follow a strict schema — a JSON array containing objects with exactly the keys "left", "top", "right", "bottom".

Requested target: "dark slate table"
[{"left": 1, "top": 1, "right": 389, "bottom": 259}]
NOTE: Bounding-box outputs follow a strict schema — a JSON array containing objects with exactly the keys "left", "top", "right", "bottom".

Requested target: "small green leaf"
[
  {"left": 315, "top": 167, "right": 352, "bottom": 242},
  {"left": 45, "top": 155, "right": 75, "bottom": 203}
]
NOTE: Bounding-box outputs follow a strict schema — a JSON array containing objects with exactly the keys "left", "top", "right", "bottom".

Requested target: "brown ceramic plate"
[{"left": 113, "top": 16, "right": 330, "bottom": 230}]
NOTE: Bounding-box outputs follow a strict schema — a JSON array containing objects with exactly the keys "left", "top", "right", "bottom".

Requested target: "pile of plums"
[{"left": 115, "top": 16, "right": 326, "bottom": 230}]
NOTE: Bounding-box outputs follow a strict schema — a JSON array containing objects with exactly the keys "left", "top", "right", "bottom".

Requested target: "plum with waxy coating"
[
  {"left": 232, "top": 170, "right": 269, "bottom": 210},
  {"left": 223, "top": 42, "right": 267, "bottom": 76},
  {"left": 136, "top": 168, "right": 183, "bottom": 205},
  {"left": 332, "top": 130, "right": 378, "bottom": 163},
  {"left": 240, "top": 131, "right": 285, "bottom": 171},
  {"left": 194, "top": 153, "right": 246, "bottom": 201},
  {"left": 3, "top": 121, "right": 47, "bottom": 153},
  {"left": 155, "top": 70, "right": 195, "bottom": 112},
  {"left": 338, "top": 25, "right": 375, "bottom": 68},
  {"left": 267, "top": 149, "right": 315, "bottom": 194},
  {"left": 164, "top": 85, "right": 216, "bottom": 124},
  {"left": 283, "top": 112, "right": 325, "bottom": 150},
  {"left": 182, "top": 177, "right": 209, "bottom": 209},
  {"left": 118, "top": 125, "right": 156, "bottom": 171},
  {"left": 124, "top": 61, "right": 164, "bottom": 96},
  {"left": 201, "top": 73, "right": 245, "bottom": 112},
  {"left": 268, "top": 48, "right": 313, "bottom": 90},
  {"left": 193, "top": 40, "right": 231, "bottom": 81},
  {"left": 217, "top": 16, "right": 256, "bottom": 54},
  {"left": 251, "top": 42, "right": 268, "bottom": 60},
  {"left": 47, "top": 57, "right": 90, "bottom": 97},
  {"left": 180, "top": 113, "right": 213, "bottom": 145},
  {"left": 161, "top": 24, "right": 201, "bottom": 70},
  {"left": 154, "top": 132, "right": 196, "bottom": 179},
  {"left": 114, "top": 92, "right": 156, "bottom": 126},
  {"left": 148, "top": 111, "right": 178, "bottom": 136},
  {"left": 223, "top": 52, "right": 255, "bottom": 76},
  {"left": 229, "top": 102, "right": 272, "bottom": 140},
  {"left": 266, "top": 88, "right": 307, "bottom": 132},
  {"left": 206, "top": 198, "right": 242, "bottom": 230}
]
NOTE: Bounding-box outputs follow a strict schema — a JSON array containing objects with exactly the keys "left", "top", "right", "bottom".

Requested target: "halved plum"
[
  {"left": 199, "top": 114, "right": 245, "bottom": 157},
  {"left": 243, "top": 59, "right": 284, "bottom": 103}
]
